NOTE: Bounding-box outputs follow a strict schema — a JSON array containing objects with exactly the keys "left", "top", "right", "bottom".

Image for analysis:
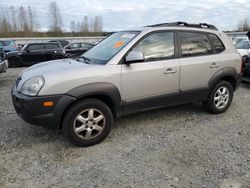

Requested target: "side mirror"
[
  {"left": 125, "top": 51, "right": 144, "bottom": 63},
  {"left": 26, "top": 49, "right": 30, "bottom": 53}
]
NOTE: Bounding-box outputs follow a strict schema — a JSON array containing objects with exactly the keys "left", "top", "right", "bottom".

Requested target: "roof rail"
[{"left": 145, "top": 22, "right": 218, "bottom": 31}]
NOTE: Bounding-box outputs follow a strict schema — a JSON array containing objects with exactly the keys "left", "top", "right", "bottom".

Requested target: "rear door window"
[
  {"left": 26, "top": 44, "right": 44, "bottom": 51},
  {"left": 180, "top": 32, "right": 213, "bottom": 57},
  {"left": 44, "top": 43, "right": 60, "bottom": 50}
]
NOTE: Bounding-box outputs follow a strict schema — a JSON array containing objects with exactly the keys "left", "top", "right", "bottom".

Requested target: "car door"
[
  {"left": 178, "top": 31, "right": 226, "bottom": 102},
  {"left": 65, "top": 43, "right": 80, "bottom": 56},
  {"left": 44, "top": 43, "right": 61, "bottom": 61},
  {"left": 121, "top": 31, "right": 180, "bottom": 113},
  {"left": 21, "top": 44, "right": 45, "bottom": 65}
]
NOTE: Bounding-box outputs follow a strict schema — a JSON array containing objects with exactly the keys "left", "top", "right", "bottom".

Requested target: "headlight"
[{"left": 21, "top": 76, "right": 45, "bottom": 96}]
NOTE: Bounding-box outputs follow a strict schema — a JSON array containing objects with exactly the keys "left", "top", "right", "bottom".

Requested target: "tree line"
[{"left": 0, "top": 1, "right": 104, "bottom": 37}]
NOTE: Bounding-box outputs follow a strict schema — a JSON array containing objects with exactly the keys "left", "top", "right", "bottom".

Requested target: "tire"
[
  {"left": 8, "top": 57, "right": 22, "bottom": 68},
  {"left": 62, "top": 99, "right": 113, "bottom": 147},
  {"left": 203, "top": 81, "right": 233, "bottom": 114}
]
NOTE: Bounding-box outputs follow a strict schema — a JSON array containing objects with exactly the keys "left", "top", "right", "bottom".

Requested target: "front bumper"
[{"left": 11, "top": 86, "right": 76, "bottom": 130}]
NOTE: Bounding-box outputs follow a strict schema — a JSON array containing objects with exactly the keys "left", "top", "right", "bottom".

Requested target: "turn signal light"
[{"left": 43, "top": 101, "right": 54, "bottom": 107}]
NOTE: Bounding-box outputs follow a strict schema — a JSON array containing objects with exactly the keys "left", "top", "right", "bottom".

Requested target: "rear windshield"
[
  {"left": 81, "top": 31, "right": 139, "bottom": 65},
  {"left": 235, "top": 40, "right": 250, "bottom": 49}
]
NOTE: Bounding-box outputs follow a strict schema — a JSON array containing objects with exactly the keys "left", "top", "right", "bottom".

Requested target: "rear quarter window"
[
  {"left": 45, "top": 43, "right": 60, "bottom": 50},
  {"left": 209, "top": 34, "right": 225, "bottom": 53}
]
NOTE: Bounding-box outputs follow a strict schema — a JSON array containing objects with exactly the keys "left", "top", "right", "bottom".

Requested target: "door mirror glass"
[{"left": 125, "top": 51, "right": 144, "bottom": 63}]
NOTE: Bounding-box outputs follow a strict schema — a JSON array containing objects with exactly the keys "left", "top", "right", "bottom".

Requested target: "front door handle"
[
  {"left": 163, "top": 68, "right": 177, "bottom": 74},
  {"left": 210, "top": 63, "right": 220, "bottom": 68}
]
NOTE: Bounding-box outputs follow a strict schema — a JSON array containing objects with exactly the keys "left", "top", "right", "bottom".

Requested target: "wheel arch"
[
  {"left": 58, "top": 82, "right": 123, "bottom": 129},
  {"left": 7, "top": 55, "right": 23, "bottom": 65},
  {"left": 208, "top": 67, "right": 238, "bottom": 92}
]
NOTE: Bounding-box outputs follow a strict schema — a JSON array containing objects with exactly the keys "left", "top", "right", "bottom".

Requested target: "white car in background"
[{"left": 235, "top": 39, "right": 250, "bottom": 57}]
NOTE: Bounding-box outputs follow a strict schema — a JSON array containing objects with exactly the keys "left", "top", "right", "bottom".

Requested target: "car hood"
[
  {"left": 6, "top": 51, "right": 20, "bottom": 57},
  {"left": 18, "top": 58, "right": 120, "bottom": 95}
]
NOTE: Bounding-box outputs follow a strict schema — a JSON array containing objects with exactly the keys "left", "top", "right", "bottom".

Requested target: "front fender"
[{"left": 67, "top": 82, "right": 123, "bottom": 116}]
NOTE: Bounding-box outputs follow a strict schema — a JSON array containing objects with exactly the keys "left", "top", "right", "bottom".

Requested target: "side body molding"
[{"left": 67, "top": 82, "right": 123, "bottom": 117}]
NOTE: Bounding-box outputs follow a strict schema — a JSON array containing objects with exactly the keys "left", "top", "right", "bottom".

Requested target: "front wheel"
[
  {"left": 203, "top": 81, "right": 234, "bottom": 114},
  {"left": 62, "top": 99, "right": 113, "bottom": 147},
  {"left": 8, "top": 57, "right": 22, "bottom": 68}
]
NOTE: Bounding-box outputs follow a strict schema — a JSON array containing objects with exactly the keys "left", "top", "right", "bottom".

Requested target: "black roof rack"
[{"left": 145, "top": 22, "right": 218, "bottom": 31}]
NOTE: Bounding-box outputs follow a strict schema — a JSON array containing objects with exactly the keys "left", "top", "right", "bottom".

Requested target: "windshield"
[
  {"left": 81, "top": 31, "right": 139, "bottom": 65},
  {"left": 236, "top": 40, "right": 250, "bottom": 49}
]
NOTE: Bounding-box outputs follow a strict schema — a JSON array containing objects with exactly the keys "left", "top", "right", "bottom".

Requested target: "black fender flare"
[
  {"left": 208, "top": 67, "right": 237, "bottom": 92},
  {"left": 66, "top": 82, "right": 123, "bottom": 117}
]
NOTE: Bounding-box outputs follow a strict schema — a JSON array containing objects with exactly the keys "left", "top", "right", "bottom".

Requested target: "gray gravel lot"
[{"left": 1, "top": 68, "right": 250, "bottom": 188}]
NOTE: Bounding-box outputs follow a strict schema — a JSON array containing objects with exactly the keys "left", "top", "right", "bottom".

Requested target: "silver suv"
[{"left": 12, "top": 22, "right": 242, "bottom": 147}]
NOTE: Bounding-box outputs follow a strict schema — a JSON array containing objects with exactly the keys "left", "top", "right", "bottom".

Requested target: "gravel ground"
[{"left": 1, "top": 68, "right": 250, "bottom": 188}]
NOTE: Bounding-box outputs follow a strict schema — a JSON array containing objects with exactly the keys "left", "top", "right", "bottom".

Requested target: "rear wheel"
[
  {"left": 203, "top": 81, "right": 233, "bottom": 114},
  {"left": 62, "top": 99, "right": 113, "bottom": 147},
  {"left": 8, "top": 57, "right": 22, "bottom": 68}
]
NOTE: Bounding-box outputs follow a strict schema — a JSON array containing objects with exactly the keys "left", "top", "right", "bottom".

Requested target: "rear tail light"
[{"left": 241, "top": 56, "right": 246, "bottom": 73}]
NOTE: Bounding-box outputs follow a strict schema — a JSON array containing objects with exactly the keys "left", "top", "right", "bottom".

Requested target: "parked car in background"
[
  {"left": 7, "top": 42, "right": 66, "bottom": 67},
  {"left": 232, "top": 37, "right": 248, "bottom": 45},
  {"left": 235, "top": 39, "right": 250, "bottom": 57},
  {"left": 242, "top": 56, "right": 250, "bottom": 82},
  {"left": 11, "top": 22, "right": 242, "bottom": 147},
  {"left": 0, "top": 51, "right": 8, "bottom": 73},
  {"left": 0, "top": 40, "right": 18, "bottom": 52},
  {"left": 49, "top": 40, "right": 69, "bottom": 47},
  {"left": 64, "top": 42, "right": 95, "bottom": 57}
]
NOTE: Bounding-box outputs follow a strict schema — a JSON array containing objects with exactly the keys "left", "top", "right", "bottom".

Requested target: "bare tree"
[
  {"left": 28, "top": 6, "right": 34, "bottom": 31},
  {"left": 49, "top": 1, "right": 63, "bottom": 32},
  {"left": 18, "top": 6, "right": 29, "bottom": 32},
  {"left": 237, "top": 17, "right": 250, "bottom": 31},
  {"left": 82, "top": 15, "right": 89, "bottom": 32},
  {"left": 9, "top": 6, "right": 17, "bottom": 31},
  {"left": 93, "top": 16, "right": 103, "bottom": 32},
  {"left": 70, "top": 20, "right": 76, "bottom": 32}
]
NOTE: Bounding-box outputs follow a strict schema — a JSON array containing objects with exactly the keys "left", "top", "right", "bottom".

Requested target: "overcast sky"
[{"left": 1, "top": 0, "right": 250, "bottom": 31}]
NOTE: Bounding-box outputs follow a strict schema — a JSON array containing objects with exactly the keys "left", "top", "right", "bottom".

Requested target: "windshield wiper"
[{"left": 75, "top": 56, "right": 91, "bottom": 64}]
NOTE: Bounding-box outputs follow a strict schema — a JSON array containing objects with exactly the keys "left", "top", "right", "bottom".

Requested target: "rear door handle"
[
  {"left": 163, "top": 68, "right": 177, "bottom": 74},
  {"left": 210, "top": 63, "right": 220, "bottom": 68}
]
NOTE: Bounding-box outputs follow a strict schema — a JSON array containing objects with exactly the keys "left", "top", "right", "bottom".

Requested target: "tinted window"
[
  {"left": 235, "top": 40, "right": 250, "bottom": 49},
  {"left": 45, "top": 43, "right": 60, "bottom": 50},
  {"left": 68, "top": 43, "right": 79, "bottom": 49},
  {"left": 26, "top": 44, "right": 44, "bottom": 51},
  {"left": 80, "top": 43, "right": 92, "bottom": 49},
  {"left": 180, "top": 32, "right": 212, "bottom": 57},
  {"left": 209, "top": 34, "right": 225, "bottom": 53},
  {"left": 2, "top": 41, "right": 11, "bottom": 46},
  {"left": 132, "top": 32, "right": 175, "bottom": 61}
]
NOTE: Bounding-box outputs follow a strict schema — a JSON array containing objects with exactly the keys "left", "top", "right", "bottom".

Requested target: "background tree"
[
  {"left": 49, "top": 1, "right": 63, "bottom": 32},
  {"left": 237, "top": 17, "right": 250, "bottom": 31}
]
